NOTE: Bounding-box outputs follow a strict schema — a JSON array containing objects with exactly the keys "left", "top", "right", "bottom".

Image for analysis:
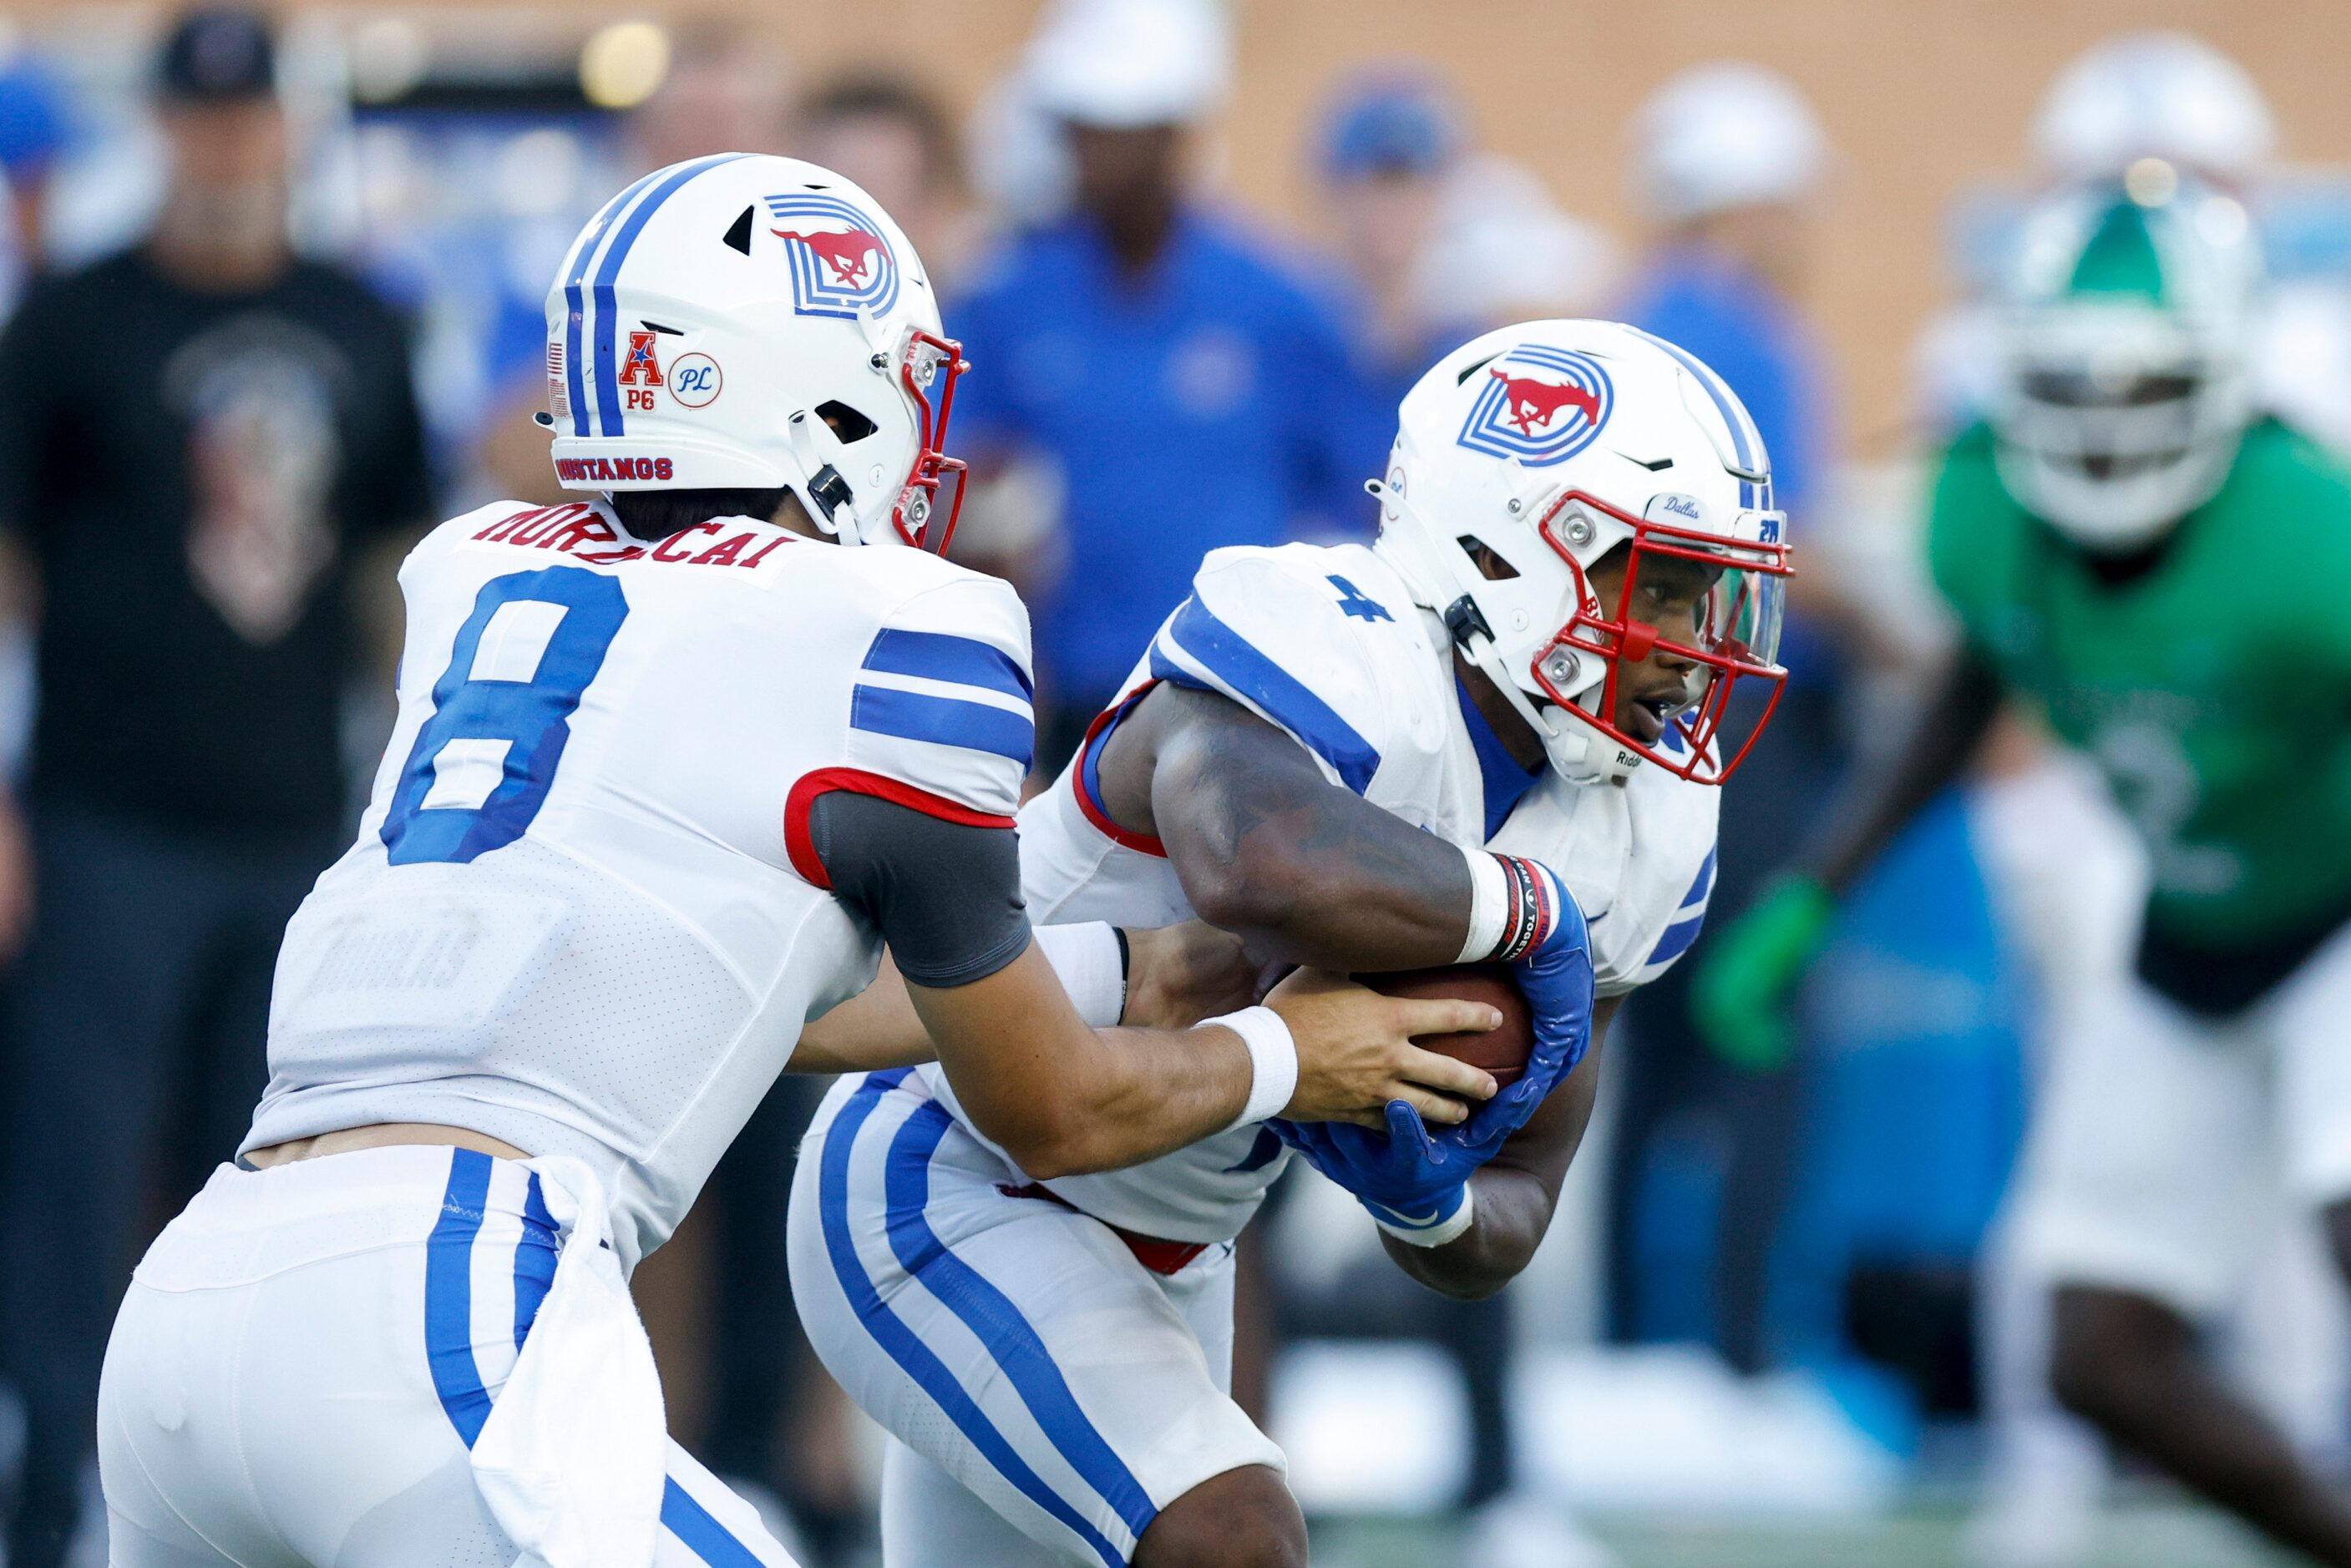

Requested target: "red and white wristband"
[{"left": 1457, "top": 849, "right": 1564, "bottom": 964}]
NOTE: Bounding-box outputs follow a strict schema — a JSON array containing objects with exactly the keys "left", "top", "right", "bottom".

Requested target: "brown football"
[{"left": 1358, "top": 964, "right": 1534, "bottom": 1090}]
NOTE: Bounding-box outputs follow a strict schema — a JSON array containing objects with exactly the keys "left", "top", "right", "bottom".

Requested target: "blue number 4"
[
  {"left": 1328, "top": 574, "right": 1392, "bottom": 623},
  {"left": 381, "top": 566, "right": 630, "bottom": 865}
]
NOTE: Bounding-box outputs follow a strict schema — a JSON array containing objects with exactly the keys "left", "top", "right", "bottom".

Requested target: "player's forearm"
[
  {"left": 1157, "top": 725, "right": 1475, "bottom": 970},
  {"left": 1803, "top": 647, "right": 2005, "bottom": 895},
  {"left": 915, "top": 945, "right": 1255, "bottom": 1179},
  {"left": 1380, "top": 1163, "right": 1554, "bottom": 1299}
]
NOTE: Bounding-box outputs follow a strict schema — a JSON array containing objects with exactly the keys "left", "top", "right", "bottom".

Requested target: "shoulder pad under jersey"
[{"left": 1146, "top": 544, "right": 1429, "bottom": 796}]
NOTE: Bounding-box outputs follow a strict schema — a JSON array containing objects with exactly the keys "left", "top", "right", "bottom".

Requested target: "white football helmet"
[
  {"left": 1992, "top": 176, "right": 2262, "bottom": 550},
  {"left": 1371, "top": 320, "right": 1792, "bottom": 787},
  {"left": 2033, "top": 33, "right": 2274, "bottom": 186},
  {"left": 543, "top": 152, "right": 968, "bottom": 551}
]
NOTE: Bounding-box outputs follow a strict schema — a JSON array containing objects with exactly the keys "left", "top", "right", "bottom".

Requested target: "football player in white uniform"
[
  {"left": 89, "top": 154, "right": 1496, "bottom": 1568},
  {"left": 788, "top": 320, "right": 1794, "bottom": 1568}
]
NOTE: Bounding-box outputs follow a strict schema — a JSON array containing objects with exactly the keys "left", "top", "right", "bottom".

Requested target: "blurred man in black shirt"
[{"left": 0, "top": 13, "right": 429, "bottom": 1565}]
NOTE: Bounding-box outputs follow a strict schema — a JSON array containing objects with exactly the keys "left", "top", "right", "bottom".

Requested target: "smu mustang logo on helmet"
[
  {"left": 765, "top": 193, "right": 900, "bottom": 321},
  {"left": 1456, "top": 345, "right": 1614, "bottom": 466}
]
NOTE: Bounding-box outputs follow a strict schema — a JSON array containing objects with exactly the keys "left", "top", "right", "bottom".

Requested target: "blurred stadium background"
[{"left": 0, "top": 3, "right": 2346, "bottom": 1566}]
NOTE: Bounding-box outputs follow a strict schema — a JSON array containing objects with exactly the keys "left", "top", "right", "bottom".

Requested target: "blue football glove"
[
  {"left": 1438, "top": 856, "right": 1594, "bottom": 1163},
  {"left": 1274, "top": 1100, "right": 1472, "bottom": 1245}
]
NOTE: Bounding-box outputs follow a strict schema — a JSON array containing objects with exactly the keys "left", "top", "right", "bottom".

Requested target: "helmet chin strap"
[
  {"left": 1370, "top": 477, "right": 1637, "bottom": 788},
  {"left": 1458, "top": 625, "right": 1632, "bottom": 787}
]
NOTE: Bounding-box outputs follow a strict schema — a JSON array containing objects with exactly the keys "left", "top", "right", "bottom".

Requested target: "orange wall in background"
[{"left": 38, "top": 1, "right": 2351, "bottom": 454}]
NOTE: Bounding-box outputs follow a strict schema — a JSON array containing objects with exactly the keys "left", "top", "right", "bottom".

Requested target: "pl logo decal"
[
  {"left": 668, "top": 352, "right": 722, "bottom": 408},
  {"left": 1456, "top": 345, "right": 1614, "bottom": 467},
  {"left": 765, "top": 193, "right": 900, "bottom": 321}
]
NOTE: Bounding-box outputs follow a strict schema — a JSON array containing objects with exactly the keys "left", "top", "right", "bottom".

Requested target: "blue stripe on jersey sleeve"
[
  {"left": 1681, "top": 846, "right": 1718, "bottom": 911},
  {"left": 851, "top": 684, "right": 1035, "bottom": 768},
  {"left": 1150, "top": 597, "right": 1380, "bottom": 794},
  {"left": 862, "top": 628, "right": 1035, "bottom": 702}
]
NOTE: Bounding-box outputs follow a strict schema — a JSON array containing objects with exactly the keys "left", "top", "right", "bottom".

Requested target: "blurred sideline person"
[
  {"left": 1315, "top": 72, "right": 1472, "bottom": 410},
  {"left": 788, "top": 319, "right": 1792, "bottom": 1568},
  {"left": 1296, "top": 68, "right": 1622, "bottom": 1563},
  {"left": 93, "top": 150, "right": 1482, "bottom": 1568},
  {"left": 0, "top": 43, "right": 71, "bottom": 306},
  {"left": 474, "top": 22, "right": 796, "bottom": 508},
  {"left": 1604, "top": 61, "right": 1850, "bottom": 1373},
  {"left": 798, "top": 72, "right": 971, "bottom": 291},
  {"left": 946, "top": 0, "right": 1371, "bottom": 772},
  {"left": 0, "top": 13, "right": 433, "bottom": 1565},
  {"left": 1700, "top": 177, "right": 2351, "bottom": 1568}
]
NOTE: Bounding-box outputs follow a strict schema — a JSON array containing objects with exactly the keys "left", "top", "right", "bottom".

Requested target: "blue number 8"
[{"left": 381, "top": 566, "right": 630, "bottom": 866}]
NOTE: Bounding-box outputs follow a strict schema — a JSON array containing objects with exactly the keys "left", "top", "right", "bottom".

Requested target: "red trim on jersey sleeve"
[
  {"left": 1070, "top": 683, "right": 1168, "bottom": 859},
  {"left": 784, "top": 766, "right": 1017, "bottom": 888}
]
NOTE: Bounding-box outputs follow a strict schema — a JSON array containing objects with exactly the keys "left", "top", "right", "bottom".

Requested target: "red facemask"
[
  {"left": 1527, "top": 489, "right": 1795, "bottom": 785},
  {"left": 893, "top": 329, "right": 970, "bottom": 554}
]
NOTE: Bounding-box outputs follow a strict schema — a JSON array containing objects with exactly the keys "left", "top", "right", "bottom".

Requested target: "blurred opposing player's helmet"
[
  {"left": 2034, "top": 33, "right": 2274, "bottom": 185},
  {"left": 1992, "top": 178, "right": 2262, "bottom": 550},
  {"left": 544, "top": 153, "right": 968, "bottom": 552},
  {"left": 1371, "top": 321, "right": 1792, "bottom": 787}
]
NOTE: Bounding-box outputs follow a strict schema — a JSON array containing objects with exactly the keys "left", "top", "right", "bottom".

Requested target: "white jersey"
[
  {"left": 245, "top": 498, "right": 1033, "bottom": 1267},
  {"left": 925, "top": 542, "right": 1720, "bottom": 1244}
]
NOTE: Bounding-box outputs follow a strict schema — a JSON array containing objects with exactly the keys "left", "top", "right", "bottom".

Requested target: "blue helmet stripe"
[
  {"left": 561, "top": 169, "right": 665, "bottom": 438},
  {"left": 1639, "top": 328, "right": 1766, "bottom": 509},
  {"left": 591, "top": 154, "right": 752, "bottom": 438}
]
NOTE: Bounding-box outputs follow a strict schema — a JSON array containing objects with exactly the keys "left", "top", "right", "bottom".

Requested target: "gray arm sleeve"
[{"left": 807, "top": 791, "right": 1033, "bottom": 989}]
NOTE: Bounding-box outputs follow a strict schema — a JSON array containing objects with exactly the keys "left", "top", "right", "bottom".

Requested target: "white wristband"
[
  {"left": 1032, "top": 923, "right": 1128, "bottom": 1029},
  {"left": 1203, "top": 1005, "right": 1298, "bottom": 1130},
  {"left": 1373, "top": 1183, "right": 1477, "bottom": 1248},
  {"left": 1458, "top": 848, "right": 1510, "bottom": 964}
]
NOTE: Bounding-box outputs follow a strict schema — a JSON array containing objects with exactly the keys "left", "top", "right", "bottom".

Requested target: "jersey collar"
[{"left": 1457, "top": 675, "right": 1543, "bottom": 839}]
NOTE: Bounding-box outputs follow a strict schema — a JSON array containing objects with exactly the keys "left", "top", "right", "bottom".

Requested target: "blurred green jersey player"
[{"left": 1699, "top": 175, "right": 2351, "bottom": 1568}]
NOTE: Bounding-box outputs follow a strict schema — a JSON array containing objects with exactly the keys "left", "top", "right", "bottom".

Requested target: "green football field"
[{"left": 1308, "top": 1492, "right": 2300, "bottom": 1568}]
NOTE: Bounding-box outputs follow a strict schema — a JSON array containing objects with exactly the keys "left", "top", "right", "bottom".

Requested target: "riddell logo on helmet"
[
  {"left": 1456, "top": 346, "right": 1614, "bottom": 467},
  {"left": 764, "top": 193, "right": 901, "bottom": 321}
]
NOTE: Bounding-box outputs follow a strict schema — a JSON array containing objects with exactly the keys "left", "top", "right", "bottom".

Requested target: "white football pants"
[
  {"left": 788, "top": 1070, "right": 1281, "bottom": 1568},
  {"left": 97, "top": 1145, "right": 797, "bottom": 1568}
]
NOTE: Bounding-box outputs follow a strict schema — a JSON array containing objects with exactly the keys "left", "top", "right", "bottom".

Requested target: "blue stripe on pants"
[
  {"left": 424, "top": 1148, "right": 496, "bottom": 1446},
  {"left": 423, "top": 1150, "right": 766, "bottom": 1567},
  {"left": 883, "top": 1100, "right": 1160, "bottom": 1543},
  {"left": 821, "top": 1073, "right": 1132, "bottom": 1568},
  {"left": 661, "top": 1479, "right": 768, "bottom": 1568}
]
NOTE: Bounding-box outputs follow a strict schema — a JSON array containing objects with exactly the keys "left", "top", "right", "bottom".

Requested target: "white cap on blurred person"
[
  {"left": 1631, "top": 63, "right": 1828, "bottom": 224},
  {"left": 2033, "top": 32, "right": 2274, "bottom": 185},
  {"left": 1025, "top": 0, "right": 1231, "bottom": 129},
  {"left": 966, "top": 73, "right": 1076, "bottom": 226},
  {"left": 1407, "top": 155, "right": 1614, "bottom": 326}
]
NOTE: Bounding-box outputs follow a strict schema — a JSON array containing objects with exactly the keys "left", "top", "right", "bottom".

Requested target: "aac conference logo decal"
[
  {"left": 765, "top": 193, "right": 900, "bottom": 321},
  {"left": 1456, "top": 345, "right": 1614, "bottom": 467}
]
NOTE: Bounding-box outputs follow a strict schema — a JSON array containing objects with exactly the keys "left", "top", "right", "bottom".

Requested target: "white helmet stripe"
[
  {"left": 560, "top": 167, "right": 669, "bottom": 438},
  {"left": 1635, "top": 327, "right": 1770, "bottom": 509},
  {"left": 588, "top": 153, "right": 753, "bottom": 439}
]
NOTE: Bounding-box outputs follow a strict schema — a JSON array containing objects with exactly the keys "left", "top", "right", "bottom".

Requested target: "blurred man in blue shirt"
[
  {"left": 950, "top": 0, "right": 1368, "bottom": 768},
  {"left": 1606, "top": 62, "right": 1852, "bottom": 1376}
]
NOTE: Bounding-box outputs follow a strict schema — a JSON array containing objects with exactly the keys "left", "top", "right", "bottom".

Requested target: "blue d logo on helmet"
[
  {"left": 766, "top": 193, "right": 901, "bottom": 320},
  {"left": 1455, "top": 346, "right": 1614, "bottom": 466}
]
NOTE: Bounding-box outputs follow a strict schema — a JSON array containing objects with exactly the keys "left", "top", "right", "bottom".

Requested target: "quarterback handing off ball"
[{"left": 1363, "top": 966, "right": 1535, "bottom": 1089}]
